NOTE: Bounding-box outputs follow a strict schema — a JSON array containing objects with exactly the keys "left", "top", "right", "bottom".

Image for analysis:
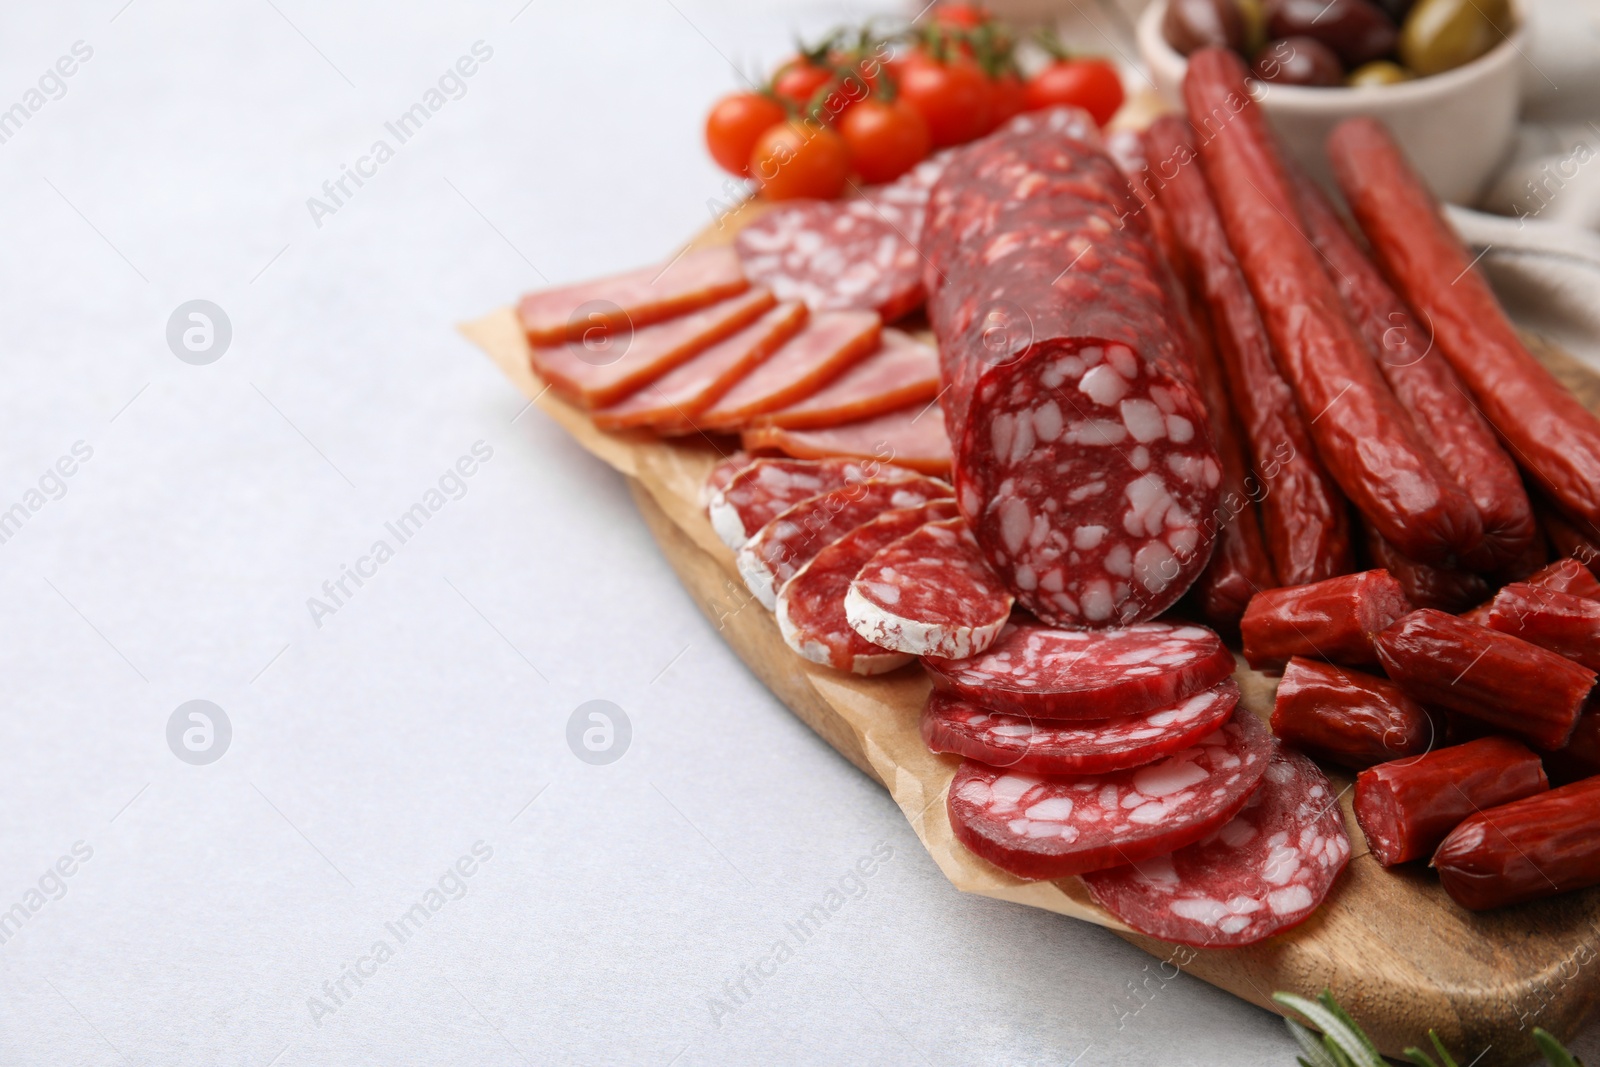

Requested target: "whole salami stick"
[
  {"left": 1328, "top": 116, "right": 1600, "bottom": 544},
  {"left": 1433, "top": 776, "right": 1600, "bottom": 911},
  {"left": 1362, "top": 522, "right": 1489, "bottom": 613},
  {"left": 1182, "top": 48, "right": 1482, "bottom": 565},
  {"left": 1145, "top": 114, "right": 1352, "bottom": 587},
  {"left": 1289, "top": 170, "right": 1535, "bottom": 571}
]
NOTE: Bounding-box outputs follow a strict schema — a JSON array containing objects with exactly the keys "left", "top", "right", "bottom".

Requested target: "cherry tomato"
[
  {"left": 897, "top": 53, "right": 992, "bottom": 147},
  {"left": 932, "top": 3, "right": 990, "bottom": 29},
  {"left": 987, "top": 70, "right": 1026, "bottom": 130},
  {"left": 838, "top": 98, "right": 931, "bottom": 183},
  {"left": 749, "top": 120, "right": 851, "bottom": 200},
  {"left": 772, "top": 59, "right": 834, "bottom": 110},
  {"left": 704, "top": 92, "right": 788, "bottom": 177},
  {"left": 1023, "top": 57, "right": 1125, "bottom": 127}
]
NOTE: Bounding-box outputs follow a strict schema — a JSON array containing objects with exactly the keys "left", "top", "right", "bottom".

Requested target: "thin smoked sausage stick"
[
  {"left": 1328, "top": 116, "right": 1600, "bottom": 547},
  {"left": 1182, "top": 48, "right": 1482, "bottom": 565},
  {"left": 1288, "top": 168, "right": 1535, "bottom": 571},
  {"left": 1145, "top": 115, "right": 1352, "bottom": 587}
]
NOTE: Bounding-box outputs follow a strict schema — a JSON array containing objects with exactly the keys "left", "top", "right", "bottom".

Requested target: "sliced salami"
[
  {"left": 924, "top": 620, "right": 1235, "bottom": 720},
  {"left": 921, "top": 679, "right": 1241, "bottom": 775},
  {"left": 947, "top": 708, "right": 1272, "bottom": 880},
  {"left": 735, "top": 201, "right": 924, "bottom": 322},
  {"left": 517, "top": 246, "right": 748, "bottom": 345},
  {"left": 776, "top": 499, "right": 961, "bottom": 674},
  {"left": 699, "top": 310, "right": 882, "bottom": 429},
  {"left": 858, "top": 149, "right": 955, "bottom": 245},
  {"left": 736, "top": 475, "right": 954, "bottom": 610},
  {"left": 1083, "top": 747, "right": 1350, "bottom": 947},
  {"left": 755, "top": 329, "right": 940, "bottom": 430},
  {"left": 707, "top": 456, "right": 922, "bottom": 550},
  {"left": 700, "top": 452, "right": 753, "bottom": 508},
  {"left": 742, "top": 402, "right": 953, "bottom": 476},
  {"left": 845, "top": 517, "right": 1013, "bottom": 659}
]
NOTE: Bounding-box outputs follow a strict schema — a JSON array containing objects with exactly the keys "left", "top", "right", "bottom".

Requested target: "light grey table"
[{"left": 0, "top": 1, "right": 1594, "bottom": 1064}]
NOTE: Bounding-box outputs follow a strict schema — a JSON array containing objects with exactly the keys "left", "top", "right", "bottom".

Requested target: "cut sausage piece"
[
  {"left": 924, "top": 620, "right": 1235, "bottom": 721},
  {"left": 947, "top": 707, "right": 1272, "bottom": 880},
  {"left": 1290, "top": 169, "right": 1534, "bottom": 572},
  {"left": 699, "top": 311, "right": 882, "bottom": 429},
  {"left": 924, "top": 115, "right": 1222, "bottom": 628},
  {"left": 754, "top": 329, "right": 940, "bottom": 430},
  {"left": 1239, "top": 569, "right": 1411, "bottom": 671},
  {"left": 1374, "top": 609, "right": 1595, "bottom": 750},
  {"left": 701, "top": 452, "right": 753, "bottom": 508},
  {"left": 845, "top": 517, "right": 1013, "bottom": 659},
  {"left": 861, "top": 149, "right": 955, "bottom": 245},
  {"left": 1146, "top": 115, "right": 1353, "bottom": 588},
  {"left": 707, "top": 456, "right": 922, "bottom": 550},
  {"left": 592, "top": 301, "right": 807, "bottom": 432},
  {"left": 1353, "top": 737, "right": 1548, "bottom": 868},
  {"left": 776, "top": 499, "right": 960, "bottom": 674},
  {"left": 1484, "top": 584, "right": 1600, "bottom": 671},
  {"left": 1184, "top": 49, "right": 1482, "bottom": 565},
  {"left": 736, "top": 200, "right": 925, "bottom": 322},
  {"left": 743, "top": 403, "right": 953, "bottom": 476},
  {"left": 736, "top": 475, "right": 954, "bottom": 610},
  {"left": 529, "top": 287, "right": 776, "bottom": 409},
  {"left": 1270, "top": 657, "right": 1432, "bottom": 771},
  {"left": 1362, "top": 524, "right": 1489, "bottom": 614},
  {"left": 1084, "top": 747, "right": 1350, "bottom": 948},
  {"left": 1432, "top": 775, "right": 1600, "bottom": 911},
  {"left": 517, "top": 246, "right": 748, "bottom": 345},
  {"left": 921, "top": 679, "right": 1240, "bottom": 775}
]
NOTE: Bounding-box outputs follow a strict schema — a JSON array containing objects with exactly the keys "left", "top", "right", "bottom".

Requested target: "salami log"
[
  {"left": 924, "top": 619, "right": 1235, "bottom": 720},
  {"left": 1084, "top": 748, "right": 1350, "bottom": 947},
  {"left": 1353, "top": 737, "right": 1548, "bottom": 868},
  {"left": 1183, "top": 48, "right": 1482, "bottom": 565},
  {"left": 517, "top": 246, "right": 748, "bottom": 345},
  {"left": 1239, "top": 569, "right": 1410, "bottom": 671},
  {"left": 1484, "top": 583, "right": 1600, "bottom": 671},
  {"left": 592, "top": 301, "right": 808, "bottom": 432},
  {"left": 923, "top": 112, "right": 1222, "bottom": 627},
  {"left": 776, "top": 499, "right": 960, "bottom": 674},
  {"left": 1270, "top": 657, "right": 1432, "bottom": 770},
  {"left": 844, "top": 517, "right": 1013, "bottom": 659},
  {"left": 707, "top": 456, "right": 922, "bottom": 550},
  {"left": 1290, "top": 170, "right": 1534, "bottom": 571},
  {"left": 735, "top": 201, "right": 925, "bottom": 322},
  {"left": 754, "top": 329, "right": 940, "bottom": 430},
  {"left": 1328, "top": 116, "right": 1600, "bottom": 541},
  {"left": 1363, "top": 523, "right": 1489, "bottom": 614},
  {"left": 1539, "top": 501, "right": 1600, "bottom": 579},
  {"left": 1374, "top": 609, "right": 1595, "bottom": 750},
  {"left": 1145, "top": 115, "right": 1352, "bottom": 588},
  {"left": 736, "top": 475, "right": 954, "bottom": 609},
  {"left": 947, "top": 708, "right": 1272, "bottom": 880},
  {"left": 743, "top": 403, "right": 953, "bottom": 476},
  {"left": 700, "top": 310, "right": 882, "bottom": 429},
  {"left": 1432, "top": 776, "right": 1600, "bottom": 910},
  {"left": 921, "top": 679, "right": 1240, "bottom": 775},
  {"left": 529, "top": 287, "right": 777, "bottom": 409}
]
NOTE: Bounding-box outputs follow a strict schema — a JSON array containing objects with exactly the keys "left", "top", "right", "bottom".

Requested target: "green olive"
[
  {"left": 1399, "top": 0, "right": 1511, "bottom": 76},
  {"left": 1235, "top": 0, "right": 1269, "bottom": 56},
  {"left": 1346, "top": 59, "right": 1414, "bottom": 85}
]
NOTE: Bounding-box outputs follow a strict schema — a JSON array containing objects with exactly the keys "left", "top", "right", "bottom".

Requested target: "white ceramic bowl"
[{"left": 1135, "top": 0, "right": 1527, "bottom": 204}]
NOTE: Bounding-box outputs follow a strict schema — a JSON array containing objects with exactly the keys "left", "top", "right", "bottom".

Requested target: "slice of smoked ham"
[
  {"left": 845, "top": 517, "right": 1013, "bottom": 659},
  {"left": 921, "top": 679, "right": 1240, "bottom": 775},
  {"left": 699, "top": 311, "right": 882, "bottom": 429},
  {"left": 517, "top": 247, "right": 749, "bottom": 345},
  {"left": 755, "top": 328, "right": 941, "bottom": 430},
  {"left": 1083, "top": 747, "right": 1351, "bottom": 947},
  {"left": 947, "top": 707, "right": 1272, "bottom": 879},
  {"left": 743, "top": 403, "right": 953, "bottom": 476},
  {"left": 529, "top": 287, "right": 775, "bottom": 408},
  {"left": 924, "top": 620, "right": 1235, "bottom": 720},
  {"left": 736, "top": 201, "right": 925, "bottom": 322},
  {"left": 776, "top": 499, "right": 961, "bottom": 674},
  {"left": 736, "top": 475, "right": 954, "bottom": 610},
  {"left": 707, "top": 457, "right": 925, "bottom": 550},
  {"left": 592, "top": 301, "right": 807, "bottom": 432}
]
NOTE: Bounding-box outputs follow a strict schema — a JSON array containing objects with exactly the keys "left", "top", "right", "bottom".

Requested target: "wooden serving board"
[{"left": 462, "top": 221, "right": 1600, "bottom": 1063}]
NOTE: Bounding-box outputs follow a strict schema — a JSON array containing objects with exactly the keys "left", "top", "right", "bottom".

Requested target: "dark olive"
[
  {"left": 1372, "top": 0, "right": 1417, "bottom": 21},
  {"left": 1164, "top": 0, "right": 1248, "bottom": 55},
  {"left": 1266, "top": 0, "right": 1399, "bottom": 67},
  {"left": 1251, "top": 36, "right": 1345, "bottom": 86}
]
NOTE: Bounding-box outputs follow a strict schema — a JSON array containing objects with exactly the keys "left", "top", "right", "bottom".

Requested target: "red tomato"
[
  {"left": 749, "top": 120, "right": 852, "bottom": 200},
  {"left": 704, "top": 92, "right": 787, "bottom": 177},
  {"left": 1023, "top": 58, "right": 1125, "bottom": 127},
  {"left": 897, "top": 53, "right": 992, "bottom": 147},
  {"left": 987, "top": 71, "right": 1026, "bottom": 130},
  {"left": 772, "top": 59, "right": 834, "bottom": 110},
  {"left": 932, "top": 3, "right": 990, "bottom": 29},
  {"left": 838, "top": 98, "right": 931, "bottom": 183}
]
